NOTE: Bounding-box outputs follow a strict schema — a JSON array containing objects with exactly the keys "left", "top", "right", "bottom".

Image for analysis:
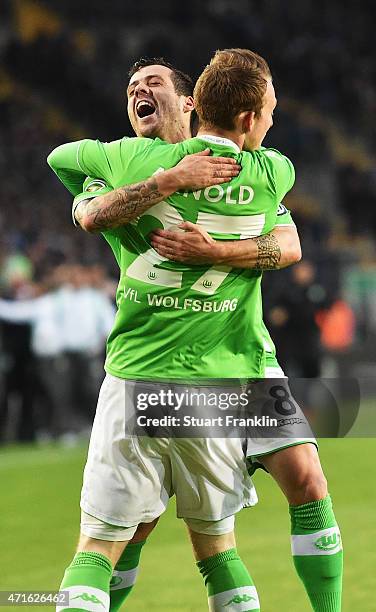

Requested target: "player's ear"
[
  {"left": 241, "top": 111, "right": 255, "bottom": 133},
  {"left": 183, "top": 96, "right": 195, "bottom": 113},
  {"left": 234, "top": 110, "right": 255, "bottom": 135}
]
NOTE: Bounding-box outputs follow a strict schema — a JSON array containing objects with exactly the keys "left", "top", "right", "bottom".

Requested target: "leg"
[
  {"left": 77, "top": 533, "right": 128, "bottom": 566},
  {"left": 260, "top": 444, "right": 343, "bottom": 611},
  {"left": 109, "top": 518, "right": 159, "bottom": 611},
  {"left": 170, "top": 431, "right": 259, "bottom": 610},
  {"left": 37, "top": 356, "right": 75, "bottom": 437},
  {"left": 129, "top": 518, "right": 159, "bottom": 544},
  {"left": 58, "top": 376, "right": 170, "bottom": 611},
  {"left": 186, "top": 518, "right": 260, "bottom": 611},
  {"left": 188, "top": 528, "right": 235, "bottom": 562},
  {"left": 259, "top": 442, "right": 327, "bottom": 505},
  {"left": 58, "top": 534, "right": 128, "bottom": 612}
]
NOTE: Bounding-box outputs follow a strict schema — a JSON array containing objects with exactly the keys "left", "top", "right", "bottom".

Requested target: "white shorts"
[
  {"left": 80, "top": 375, "right": 257, "bottom": 529},
  {"left": 80, "top": 510, "right": 235, "bottom": 541},
  {"left": 246, "top": 366, "right": 317, "bottom": 470}
]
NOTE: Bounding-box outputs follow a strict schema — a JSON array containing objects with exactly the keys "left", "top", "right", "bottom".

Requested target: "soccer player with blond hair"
[{"left": 48, "top": 49, "right": 342, "bottom": 612}]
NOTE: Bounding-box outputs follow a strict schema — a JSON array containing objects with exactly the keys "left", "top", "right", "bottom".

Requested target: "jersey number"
[
  {"left": 125, "top": 201, "right": 232, "bottom": 294},
  {"left": 126, "top": 200, "right": 263, "bottom": 295}
]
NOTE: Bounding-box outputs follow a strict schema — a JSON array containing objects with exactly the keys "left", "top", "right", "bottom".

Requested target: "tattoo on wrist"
[
  {"left": 254, "top": 234, "right": 281, "bottom": 270},
  {"left": 76, "top": 178, "right": 163, "bottom": 231}
]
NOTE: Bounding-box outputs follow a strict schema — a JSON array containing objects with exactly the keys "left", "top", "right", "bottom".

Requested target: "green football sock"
[
  {"left": 109, "top": 541, "right": 146, "bottom": 611},
  {"left": 290, "top": 495, "right": 343, "bottom": 611},
  {"left": 58, "top": 551, "right": 112, "bottom": 611},
  {"left": 197, "top": 548, "right": 260, "bottom": 611}
]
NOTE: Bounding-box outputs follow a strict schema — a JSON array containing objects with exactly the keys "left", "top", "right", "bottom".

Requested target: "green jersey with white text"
[{"left": 48, "top": 135, "right": 294, "bottom": 379}]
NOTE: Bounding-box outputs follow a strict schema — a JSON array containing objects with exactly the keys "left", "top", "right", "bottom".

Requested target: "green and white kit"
[
  {"left": 50, "top": 135, "right": 340, "bottom": 612},
  {"left": 48, "top": 134, "right": 295, "bottom": 380},
  {"left": 48, "top": 134, "right": 315, "bottom": 531}
]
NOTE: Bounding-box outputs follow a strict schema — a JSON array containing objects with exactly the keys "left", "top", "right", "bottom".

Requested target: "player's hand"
[
  {"left": 151, "top": 221, "right": 220, "bottom": 264},
  {"left": 169, "top": 149, "right": 241, "bottom": 191}
]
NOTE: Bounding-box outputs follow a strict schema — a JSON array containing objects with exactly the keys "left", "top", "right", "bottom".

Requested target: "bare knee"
[
  {"left": 292, "top": 472, "right": 328, "bottom": 505},
  {"left": 129, "top": 518, "right": 159, "bottom": 544},
  {"left": 261, "top": 444, "right": 328, "bottom": 505},
  {"left": 289, "top": 446, "right": 328, "bottom": 504},
  {"left": 77, "top": 534, "right": 128, "bottom": 566},
  {"left": 188, "top": 529, "right": 235, "bottom": 562}
]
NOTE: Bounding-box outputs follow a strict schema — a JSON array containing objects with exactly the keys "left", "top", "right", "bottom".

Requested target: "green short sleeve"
[{"left": 274, "top": 203, "right": 295, "bottom": 226}]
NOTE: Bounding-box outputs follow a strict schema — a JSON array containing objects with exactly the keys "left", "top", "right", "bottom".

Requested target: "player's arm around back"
[
  {"left": 151, "top": 222, "right": 301, "bottom": 269},
  {"left": 47, "top": 138, "right": 171, "bottom": 232},
  {"left": 48, "top": 138, "right": 240, "bottom": 233},
  {"left": 213, "top": 224, "right": 302, "bottom": 269},
  {"left": 151, "top": 149, "right": 300, "bottom": 269},
  {"left": 74, "top": 150, "right": 241, "bottom": 234}
]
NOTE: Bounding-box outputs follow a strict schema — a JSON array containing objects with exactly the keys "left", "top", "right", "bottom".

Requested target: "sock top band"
[
  {"left": 72, "top": 551, "right": 113, "bottom": 574},
  {"left": 290, "top": 495, "right": 337, "bottom": 531},
  {"left": 197, "top": 548, "right": 239, "bottom": 577}
]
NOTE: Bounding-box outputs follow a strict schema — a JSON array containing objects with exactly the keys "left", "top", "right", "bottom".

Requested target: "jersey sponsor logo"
[
  {"left": 314, "top": 532, "right": 341, "bottom": 552},
  {"left": 85, "top": 179, "right": 108, "bottom": 193},
  {"left": 71, "top": 592, "right": 105, "bottom": 607},
  {"left": 202, "top": 280, "right": 213, "bottom": 288},
  {"left": 277, "top": 202, "right": 288, "bottom": 216},
  {"left": 147, "top": 271, "right": 157, "bottom": 280},
  {"left": 224, "top": 593, "right": 257, "bottom": 606}
]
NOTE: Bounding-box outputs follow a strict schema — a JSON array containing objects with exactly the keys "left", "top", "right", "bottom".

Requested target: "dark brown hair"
[{"left": 128, "top": 57, "right": 194, "bottom": 97}]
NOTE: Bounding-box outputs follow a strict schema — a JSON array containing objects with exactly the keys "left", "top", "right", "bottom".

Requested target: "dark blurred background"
[{"left": 0, "top": 0, "right": 375, "bottom": 443}]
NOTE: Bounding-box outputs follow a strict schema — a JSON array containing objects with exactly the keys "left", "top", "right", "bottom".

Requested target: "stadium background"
[{"left": 0, "top": 1, "right": 375, "bottom": 610}]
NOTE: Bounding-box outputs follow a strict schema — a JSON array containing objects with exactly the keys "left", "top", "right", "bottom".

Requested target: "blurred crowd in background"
[
  {"left": 0, "top": 0, "right": 375, "bottom": 443},
  {"left": 0, "top": 262, "right": 116, "bottom": 442}
]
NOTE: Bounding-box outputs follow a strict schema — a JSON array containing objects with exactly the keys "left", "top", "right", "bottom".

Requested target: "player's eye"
[{"left": 149, "top": 80, "right": 162, "bottom": 87}]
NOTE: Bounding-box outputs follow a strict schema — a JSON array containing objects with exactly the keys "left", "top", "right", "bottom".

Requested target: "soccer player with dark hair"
[{"left": 48, "top": 50, "right": 342, "bottom": 612}]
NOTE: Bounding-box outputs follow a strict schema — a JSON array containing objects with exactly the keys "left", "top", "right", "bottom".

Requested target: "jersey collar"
[{"left": 195, "top": 134, "right": 241, "bottom": 153}]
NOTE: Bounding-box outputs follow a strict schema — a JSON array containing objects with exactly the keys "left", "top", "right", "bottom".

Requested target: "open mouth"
[{"left": 136, "top": 100, "right": 156, "bottom": 118}]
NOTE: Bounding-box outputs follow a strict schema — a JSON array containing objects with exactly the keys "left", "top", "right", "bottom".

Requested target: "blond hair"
[{"left": 194, "top": 48, "right": 271, "bottom": 130}]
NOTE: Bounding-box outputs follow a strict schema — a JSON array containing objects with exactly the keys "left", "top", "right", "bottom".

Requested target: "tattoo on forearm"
[
  {"left": 254, "top": 234, "right": 282, "bottom": 270},
  {"left": 76, "top": 178, "right": 163, "bottom": 231}
]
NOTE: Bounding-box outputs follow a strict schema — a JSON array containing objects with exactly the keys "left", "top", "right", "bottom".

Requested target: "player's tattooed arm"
[
  {"left": 151, "top": 224, "right": 301, "bottom": 269},
  {"left": 253, "top": 234, "right": 282, "bottom": 269},
  {"left": 229, "top": 226, "right": 301, "bottom": 269},
  {"left": 74, "top": 177, "right": 164, "bottom": 232},
  {"left": 75, "top": 150, "right": 240, "bottom": 233}
]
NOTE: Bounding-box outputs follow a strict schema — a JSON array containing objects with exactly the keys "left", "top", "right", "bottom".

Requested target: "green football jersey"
[
  {"left": 48, "top": 134, "right": 295, "bottom": 379},
  {"left": 79, "top": 176, "right": 296, "bottom": 374}
]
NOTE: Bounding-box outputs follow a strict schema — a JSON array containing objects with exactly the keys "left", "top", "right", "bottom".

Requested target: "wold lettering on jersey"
[{"left": 182, "top": 185, "right": 254, "bottom": 205}]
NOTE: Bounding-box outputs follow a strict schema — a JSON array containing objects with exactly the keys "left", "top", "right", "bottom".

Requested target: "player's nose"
[{"left": 134, "top": 81, "right": 150, "bottom": 97}]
